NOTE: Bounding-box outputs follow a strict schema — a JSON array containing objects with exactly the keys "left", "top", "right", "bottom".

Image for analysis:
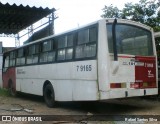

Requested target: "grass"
[{"left": 0, "top": 88, "right": 10, "bottom": 96}]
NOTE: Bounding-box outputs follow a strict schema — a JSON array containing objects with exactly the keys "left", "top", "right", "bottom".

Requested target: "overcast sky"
[
  {"left": 0, "top": 0, "right": 139, "bottom": 47},
  {"left": 53, "top": 0, "right": 140, "bottom": 33}
]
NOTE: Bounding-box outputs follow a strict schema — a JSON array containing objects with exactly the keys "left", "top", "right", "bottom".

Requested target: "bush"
[{"left": 0, "top": 88, "right": 10, "bottom": 96}]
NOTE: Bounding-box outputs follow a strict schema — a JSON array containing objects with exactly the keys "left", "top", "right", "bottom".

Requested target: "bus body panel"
[
  {"left": 97, "top": 20, "right": 110, "bottom": 93},
  {"left": 98, "top": 55, "right": 158, "bottom": 100},
  {"left": 99, "top": 89, "right": 158, "bottom": 100},
  {"left": 16, "top": 78, "right": 44, "bottom": 95},
  {"left": 135, "top": 56, "right": 156, "bottom": 83},
  {"left": 15, "top": 60, "right": 98, "bottom": 101},
  {"left": 52, "top": 80, "right": 98, "bottom": 101},
  {"left": 109, "top": 55, "right": 135, "bottom": 83},
  {"left": 109, "top": 56, "right": 157, "bottom": 85},
  {"left": 16, "top": 60, "right": 97, "bottom": 80}
]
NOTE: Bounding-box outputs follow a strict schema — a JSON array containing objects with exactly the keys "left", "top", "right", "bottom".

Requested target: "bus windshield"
[{"left": 107, "top": 24, "right": 153, "bottom": 56}]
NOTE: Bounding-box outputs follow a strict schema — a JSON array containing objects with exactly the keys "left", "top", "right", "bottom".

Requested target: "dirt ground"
[{"left": 0, "top": 94, "right": 160, "bottom": 124}]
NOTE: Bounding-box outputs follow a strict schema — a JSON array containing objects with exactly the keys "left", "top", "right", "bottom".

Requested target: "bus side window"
[
  {"left": 57, "top": 34, "right": 74, "bottom": 61},
  {"left": 89, "top": 27, "right": 97, "bottom": 42},
  {"left": 4, "top": 55, "right": 9, "bottom": 68},
  {"left": 48, "top": 51, "right": 56, "bottom": 62},
  {"left": 57, "top": 36, "right": 66, "bottom": 61},
  {"left": 40, "top": 52, "right": 48, "bottom": 63},
  {"left": 16, "top": 48, "right": 25, "bottom": 66},
  {"left": 43, "top": 40, "right": 52, "bottom": 52},
  {"left": 9, "top": 51, "right": 16, "bottom": 66},
  {"left": 66, "top": 34, "right": 74, "bottom": 60},
  {"left": 78, "top": 29, "right": 89, "bottom": 45},
  {"left": 33, "top": 44, "right": 39, "bottom": 64},
  {"left": 85, "top": 44, "right": 96, "bottom": 57},
  {"left": 58, "top": 36, "right": 66, "bottom": 48},
  {"left": 57, "top": 49, "right": 65, "bottom": 60},
  {"left": 66, "top": 48, "right": 73, "bottom": 60},
  {"left": 76, "top": 27, "right": 97, "bottom": 59},
  {"left": 27, "top": 44, "right": 39, "bottom": 64},
  {"left": 48, "top": 39, "right": 56, "bottom": 62},
  {"left": 3, "top": 55, "right": 9, "bottom": 72},
  {"left": 40, "top": 40, "right": 54, "bottom": 63},
  {"left": 67, "top": 34, "right": 74, "bottom": 47},
  {"left": 75, "top": 45, "right": 84, "bottom": 58}
]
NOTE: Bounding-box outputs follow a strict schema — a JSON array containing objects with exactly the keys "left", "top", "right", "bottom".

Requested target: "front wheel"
[{"left": 43, "top": 83, "right": 55, "bottom": 108}]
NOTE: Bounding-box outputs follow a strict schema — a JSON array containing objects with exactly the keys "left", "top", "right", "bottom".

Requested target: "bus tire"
[
  {"left": 8, "top": 80, "right": 16, "bottom": 96},
  {"left": 43, "top": 83, "right": 55, "bottom": 108}
]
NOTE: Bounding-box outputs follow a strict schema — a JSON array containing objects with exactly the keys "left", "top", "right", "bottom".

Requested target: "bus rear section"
[
  {"left": 97, "top": 19, "right": 158, "bottom": 100},
  {"left": 108, "top": 55, "right": 157, "bottom": 98}
]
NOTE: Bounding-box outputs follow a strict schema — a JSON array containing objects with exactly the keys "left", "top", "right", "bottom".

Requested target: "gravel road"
[{"left": 0, "top": 94, "right": 160, "bottom": 124}]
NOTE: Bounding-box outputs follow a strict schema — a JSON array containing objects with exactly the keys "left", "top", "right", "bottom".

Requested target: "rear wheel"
[{"left": 43, "top": 83, "right": 55, "bottom": 108}]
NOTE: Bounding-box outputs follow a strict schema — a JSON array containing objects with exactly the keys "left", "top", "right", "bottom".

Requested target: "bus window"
[
  {"left": 85, "top": 44, "right": 96, "bottom": 57},
  {"left": 27, "top": 44, "right": 39, "bottom": 64},
  {"left": 40, "top": 52, "right": 48, "bottom": 63},
  {"left": 3, "top": 55, "right": 9, "bottom": 72},
  {"left": 57, "top": 49, "right": 65, "bottom": 60},
  {"left": 4, "top": 55, "right": 9, "bottom": 68},
  {"left": 16, "top": 48, "right": 25, "bottom": 65},
  {"left": 43, "top": 40, "right": 52, "bottom": 52},
  {"left": 76, "top": 27, "right": 97, "bottom": 59},
  {"left": 76, "top": 44, "right": 96, "bottom": 58},
  {"left": 9, "top": 51, "right": 16, "bottom": 66},
  {"left": 122, "top": 35, "right": 148, "bottom": 56},
  {"left": 89, "top": 27, "right": 97, "bottom": 42},
  {"left": 66, "top": 48, "right": 73, "bottom": 60},
  {"left": 32, "top": 55, "right": 38, "bottom": 64},
  {"left": 27, "top": 55, "right": 32, "bottom": 64},
  {"left": 58, "top": 36, "right": 66, "bottom": 48},
  {"left": 67, "top": 34, "right": 74, "bottom": 47},
  {"left": 48, "top": 51, "right": 56, "bottom": 62},
  {"left": 75, "top": 45, "right": 85, "bottom": 58},
  {"left": 29, "top": 45, "right": 35, "bottom": 55},
  {"left": 40, "top": 40, "right": 54, "bottom": 63},
  {"left": 107, "top": 24, "right": 153, "bottom": 56},
  {"left": 57, "top": 34, "right": 74, "bottom": 61},
  {"left": 78, "top": 29, "right": 89, "bottom": 45}
]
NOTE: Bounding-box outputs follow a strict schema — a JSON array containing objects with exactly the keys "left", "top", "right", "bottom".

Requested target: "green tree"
[
  {"left": 101, "top": 4, "right": 121, "bottom": 18},
  {"left": 101, "top": 0, "right": 160, "bottom": 31}
]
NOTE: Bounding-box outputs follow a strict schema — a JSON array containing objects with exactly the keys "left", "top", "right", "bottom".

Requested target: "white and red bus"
[{"left": 2, "top": 19, "right": 158, "bottom": 107}]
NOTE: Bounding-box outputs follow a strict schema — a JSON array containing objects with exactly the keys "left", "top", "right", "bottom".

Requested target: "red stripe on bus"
[
  {"left": 135, "top": 56, "right": 157, "bottom": 88},
  {"left": 2, "top": 67, "right": 16, "bottom": 90}
]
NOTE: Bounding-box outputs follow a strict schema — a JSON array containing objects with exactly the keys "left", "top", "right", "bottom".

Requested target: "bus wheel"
[
  {"left": 8, "top": 80, "right": 16, "bottom": 96},
  {"left": 43, "top": 83, "right": 55, "bottom": 108}
]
